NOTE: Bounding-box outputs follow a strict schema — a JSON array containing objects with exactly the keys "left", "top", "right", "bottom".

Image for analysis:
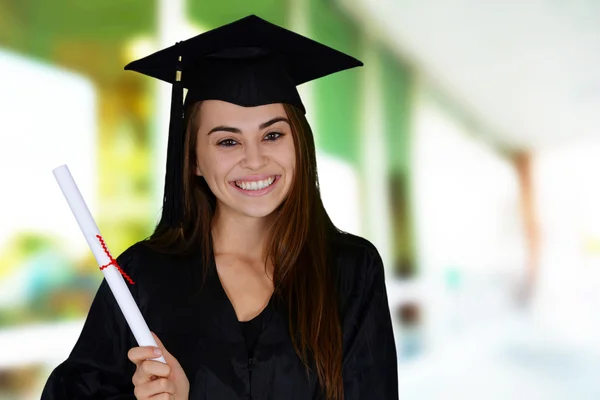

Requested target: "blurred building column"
[
  {"left": 379, "top": 49, "right": 420, "bottom": 360},
  {"left": 379, "top": 50, "right": 416, "bottom": 280},
  {"left": 358, "top": 33, "right": 393, "bottom": 277},
  {"left": 514, "top": 151, "right": 540, "bottom": 304}
]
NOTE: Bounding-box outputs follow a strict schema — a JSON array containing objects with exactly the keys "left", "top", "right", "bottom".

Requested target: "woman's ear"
[{"left": 195, "top": 164, "right": 203, "bottom": 176}]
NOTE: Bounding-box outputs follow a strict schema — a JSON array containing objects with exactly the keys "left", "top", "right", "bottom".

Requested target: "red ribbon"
[{"left": 96, "top": 234, "right": 135, "bottom": 285}]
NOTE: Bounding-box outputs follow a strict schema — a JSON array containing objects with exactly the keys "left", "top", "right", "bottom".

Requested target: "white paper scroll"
[{"left": 53, "top": 164, "right": 166, "bottom": 363}]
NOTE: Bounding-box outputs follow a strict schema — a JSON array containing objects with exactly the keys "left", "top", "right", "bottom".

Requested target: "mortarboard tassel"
[{"left": 161, "top": 43, "right": 185, "bottom": 228}]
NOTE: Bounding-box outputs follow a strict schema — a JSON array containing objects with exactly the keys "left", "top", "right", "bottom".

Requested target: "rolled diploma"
[{"left": 53, "top": 164, "right": 166, "bottom": 363}]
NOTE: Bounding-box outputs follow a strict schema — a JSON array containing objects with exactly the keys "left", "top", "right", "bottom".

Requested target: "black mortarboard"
[{"left": 124, "top": 14, "right": 363, "bottom": 229}]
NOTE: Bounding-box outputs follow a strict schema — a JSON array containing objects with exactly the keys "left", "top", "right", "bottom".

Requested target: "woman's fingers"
[
  {"left": 131, "top": 359, "right": 172, "bottom": 386},
  {"left": 133, "top": 377, "right": 176, "bottom": 399},
  {"left": 129, "top": 334, "right": 188, "bottom": 400},
  {"left": 128, "top": 346, "right": 163, "bottom": 366}
]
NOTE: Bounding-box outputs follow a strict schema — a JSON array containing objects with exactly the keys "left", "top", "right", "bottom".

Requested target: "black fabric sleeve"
[
  {"left": 342, "top": 245, "right": 399, "bottom": 400},
  {"left": 40, "top": 249, "right": 140, "bottom": 400}
]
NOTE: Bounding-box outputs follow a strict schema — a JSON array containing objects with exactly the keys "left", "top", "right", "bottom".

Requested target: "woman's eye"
[
  {"left": 217, "top": 139, "right": 238, "bottom": 147},
  {"left": 264, "top": 132, "right": 282, "bottom": 141}
]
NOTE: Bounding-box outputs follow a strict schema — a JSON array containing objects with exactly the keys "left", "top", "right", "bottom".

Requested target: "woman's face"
[{"left": 195, "top": 100, "right": 296, "bottom": 219}]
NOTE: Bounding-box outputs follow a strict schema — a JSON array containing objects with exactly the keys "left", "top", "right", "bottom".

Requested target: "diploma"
[{"left": 53, "top": 164, "right": 166, "bottom": 363}]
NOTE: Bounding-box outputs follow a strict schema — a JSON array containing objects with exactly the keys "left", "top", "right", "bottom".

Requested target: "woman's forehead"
[{"left": 198, "top": 100, "right": 287, "bottom": 127}]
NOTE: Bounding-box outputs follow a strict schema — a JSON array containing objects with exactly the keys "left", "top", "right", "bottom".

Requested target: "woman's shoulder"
[
  {"left": 116, "top": 240, "right": 158, "bottom": 266},
  {"left": 329, "top": 231, "right": 388, "bottom": 320},
  {"left": 329, "top": 230, "right": 381, "bottom": 262},
  {"left": 329, "top": 230, "right": 384, "bottom": 283}
]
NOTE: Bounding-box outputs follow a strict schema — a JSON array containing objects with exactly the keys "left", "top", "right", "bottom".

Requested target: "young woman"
[{"left": 41, "top": 15, "right": 398, "bottom": 400}]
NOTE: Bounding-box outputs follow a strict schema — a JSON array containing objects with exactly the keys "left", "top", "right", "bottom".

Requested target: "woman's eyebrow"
[
  {"left": 259, "top": 117, "right": 290, "bottom": 130},
  {"left": 208, "top": 117, "right": 290, "bottom": 135},
  {"left": 207, "top": 125, "right": 241, "bottom": 135}
]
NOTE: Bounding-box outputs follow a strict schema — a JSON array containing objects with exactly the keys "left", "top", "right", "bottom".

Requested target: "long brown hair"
[{"left": 147, "top": 102, "right": 343, "bottom": 400}]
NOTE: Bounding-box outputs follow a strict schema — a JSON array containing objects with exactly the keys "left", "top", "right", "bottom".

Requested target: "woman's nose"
[{"left": 241, "top": 143, "right": 268, "bottom": 170}]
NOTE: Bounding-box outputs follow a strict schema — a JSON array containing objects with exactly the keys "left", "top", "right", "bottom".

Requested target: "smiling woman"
[
  {"left": 41, "top": 15, "right": 398, "bottom": 400},
  {"left": 193, "top": 101, "right": 296, "bottom": 218}
]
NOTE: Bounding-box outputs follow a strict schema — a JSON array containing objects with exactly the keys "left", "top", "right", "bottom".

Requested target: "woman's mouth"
[
  {"left": 234, "top": 176, "right": 276, "bottom": 190},
  {"left": 230, "top": 175, "right": 280, "bottom": 196}
]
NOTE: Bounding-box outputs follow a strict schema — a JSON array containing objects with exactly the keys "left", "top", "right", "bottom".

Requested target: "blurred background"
[{"left": 1, "top": 0, "right": 600, "bottom": 398}]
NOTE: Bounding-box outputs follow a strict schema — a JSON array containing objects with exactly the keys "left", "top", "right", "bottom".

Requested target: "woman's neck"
[{"left": 211, "top": 207, "right": 273, "bottom": 262}]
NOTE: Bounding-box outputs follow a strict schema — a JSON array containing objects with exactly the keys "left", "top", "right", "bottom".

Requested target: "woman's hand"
[{"left": 128, "top": 332, "right": 190, "bottom": 400}]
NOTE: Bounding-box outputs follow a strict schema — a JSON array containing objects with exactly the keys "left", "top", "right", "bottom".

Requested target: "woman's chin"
[
  {"left": 215, "top": 188, "right": 289, "bottom": 220},
  {"left": 237, "top": 205, "right": 280, "bottom": 219}
]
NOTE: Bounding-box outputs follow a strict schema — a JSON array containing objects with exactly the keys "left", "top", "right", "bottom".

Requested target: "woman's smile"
[{"left": 230, "top": 175, "right": 281, "bottom": 196}]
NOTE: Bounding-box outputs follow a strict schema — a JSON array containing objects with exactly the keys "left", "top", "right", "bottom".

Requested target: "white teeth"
[{"left": 235, "top": 176, "right": 276, "bottom": 191}]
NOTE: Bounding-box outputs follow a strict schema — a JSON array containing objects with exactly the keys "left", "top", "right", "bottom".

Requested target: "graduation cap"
[{"left": 124, "top": 14, "right": 363, "bottom": 229}]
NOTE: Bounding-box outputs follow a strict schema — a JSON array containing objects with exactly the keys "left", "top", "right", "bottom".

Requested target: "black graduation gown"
[{"left": 41, "top": 232, "right": 398, "bottom": 399}]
